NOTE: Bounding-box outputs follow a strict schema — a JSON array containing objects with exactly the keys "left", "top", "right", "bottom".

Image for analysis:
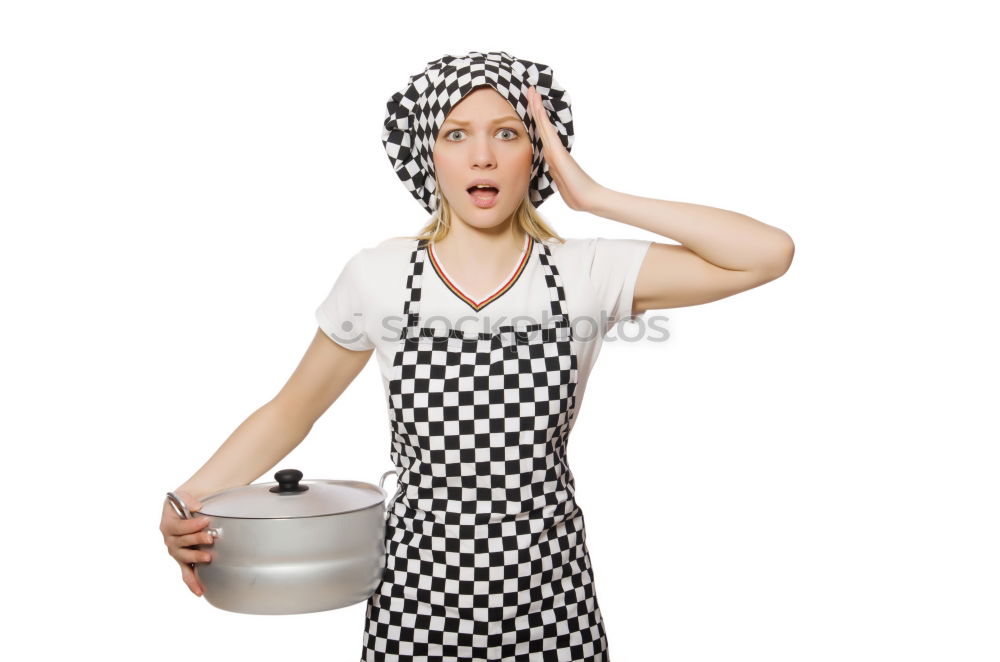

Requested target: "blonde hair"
[{"left": 402, "top": 175, "right": 565, "bottom": 246}]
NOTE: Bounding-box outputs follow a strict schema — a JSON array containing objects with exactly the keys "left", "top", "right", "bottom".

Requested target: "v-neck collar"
[{"left": 427, "top": 234, "right": 533, "bottom": 312}]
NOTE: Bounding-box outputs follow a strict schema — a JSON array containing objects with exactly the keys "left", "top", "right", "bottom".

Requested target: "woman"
[{"left": 160, "top": 51, "right": 794, "bottom": 661}]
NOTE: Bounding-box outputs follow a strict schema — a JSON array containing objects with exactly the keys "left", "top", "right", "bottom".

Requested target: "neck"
[{"left": 433, "top": 219, "right": 527, "bottom": 266}]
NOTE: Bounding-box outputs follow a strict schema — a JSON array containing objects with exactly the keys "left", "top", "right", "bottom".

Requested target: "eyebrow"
[{"left": 441, "top": 116, "right": 522, "bottom": 127}]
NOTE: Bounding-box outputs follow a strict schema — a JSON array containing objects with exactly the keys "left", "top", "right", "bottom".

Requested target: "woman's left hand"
[{"left": 526, "top": 86, "right": 604, "bottom": 213}]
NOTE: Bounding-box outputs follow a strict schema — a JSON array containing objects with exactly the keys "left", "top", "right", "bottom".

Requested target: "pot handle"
[
  {"left": 165, "top": 491, "right": 192, "bottom": 520},
  {"left": 166, "top": 491, "right": 221, "bottom": 544},
  {"left": 379, "top": 468, "right": 403, "bottom": 519}
]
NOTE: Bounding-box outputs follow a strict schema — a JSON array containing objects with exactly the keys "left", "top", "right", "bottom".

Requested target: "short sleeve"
[
  {"left": 315, "top": 252, "right": 375, "bottom": 352},
  {"left": 589, "top": 237, "right": 653, "bottom": 332}
]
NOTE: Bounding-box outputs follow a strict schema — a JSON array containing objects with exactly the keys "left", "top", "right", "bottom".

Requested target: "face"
[{"left": 432, "top": 86, "right": 533, "bottom": 232}]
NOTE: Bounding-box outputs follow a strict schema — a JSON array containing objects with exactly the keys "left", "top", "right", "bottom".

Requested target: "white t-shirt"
[{"left": 315, "top": 235, "right": 652, "bottom": 428}]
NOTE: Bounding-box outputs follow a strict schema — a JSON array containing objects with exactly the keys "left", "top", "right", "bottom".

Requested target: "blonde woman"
[{"left": 161, "top": 51, "right": 794, "bottom": 661}]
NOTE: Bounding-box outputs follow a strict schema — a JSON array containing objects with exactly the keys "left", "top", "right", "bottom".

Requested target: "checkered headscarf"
[{"left": 381, "top": 50, "right": 575, "bottom": 215}]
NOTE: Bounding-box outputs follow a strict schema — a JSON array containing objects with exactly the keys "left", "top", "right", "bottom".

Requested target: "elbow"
[
  {"left": 757, "top": 232, "right": 795, "bottom": 282},
  {"left": 771, "top": 232, "right": 795, "bottom": 275}
]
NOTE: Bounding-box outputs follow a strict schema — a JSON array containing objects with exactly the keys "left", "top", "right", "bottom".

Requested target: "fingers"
[
  {"left": 162, "top": 490, "right": 212, "bottom": 598},
  {"left": 176, "top": 526, "right": 217, "bottom": 550},
  {"left": 165, "top": 517, "right": 215, "bottom": 560},
  {"left": 528, "top": 87, "right": 542, "bottom": 125},
  {"left": 528, "top": 87, "right": 551, "bottom": 127},
  {"left": 162, "top": 516, "right": 213, "bottom": 550},
  {"left": 527, "top": 87, "right": 561, "bottom": 153},
  {"left": 171, "top": 515, "right": 212, "bottom": 536},
  {"left": 180, "top": 559, "right": 205, "bottom": 597},
  {"left": 162, "top": 503, "right": 214, "bottom": 561},
  {"left": 174, "top": 545, "right": 213, "bottom": 566},
  {"left": 169, "top": 519, "right": 213, "bottom": 596}
]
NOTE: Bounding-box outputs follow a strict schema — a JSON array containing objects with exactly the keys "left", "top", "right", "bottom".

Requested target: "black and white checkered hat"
[{"left": 382, "top": 50, "right": 575, "bottom": 215}]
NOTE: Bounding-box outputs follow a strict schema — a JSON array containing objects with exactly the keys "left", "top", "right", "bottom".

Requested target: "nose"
[{"left": 468, "top": 133, "right": 496, "bottom": 169}]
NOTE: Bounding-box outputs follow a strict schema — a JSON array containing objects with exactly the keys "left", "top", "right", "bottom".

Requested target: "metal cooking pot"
[{"left": 165, "top": 467, "right": 402, "bottom": 615}]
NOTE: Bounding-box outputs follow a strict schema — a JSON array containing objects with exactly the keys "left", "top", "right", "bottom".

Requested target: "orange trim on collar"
[{"left": 428, "top": 236, "right": 533, "bottom": 312}]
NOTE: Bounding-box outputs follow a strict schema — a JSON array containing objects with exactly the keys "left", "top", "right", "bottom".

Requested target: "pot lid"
[{"left": 198, "top": 469, "right": 388, "bottom": 519}]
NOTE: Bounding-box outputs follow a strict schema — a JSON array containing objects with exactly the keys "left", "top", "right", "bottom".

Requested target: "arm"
[
  {"left": 173, "top": 328, "right": 373, "bottom": 501},
  {"left": 586, "top": 189, "right": 794, "bottom": 313},
  {"left": 523, "top": 86, "right": 795, "bottom": 313}
]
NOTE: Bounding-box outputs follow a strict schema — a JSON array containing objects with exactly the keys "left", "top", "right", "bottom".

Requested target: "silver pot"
[{"left": 165, "top": 467, "right": 401, "bottom": 615}]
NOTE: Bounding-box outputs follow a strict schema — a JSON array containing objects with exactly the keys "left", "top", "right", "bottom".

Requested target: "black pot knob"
[{"left": 270, "top": 468, "right": 310, "bottom": 494}]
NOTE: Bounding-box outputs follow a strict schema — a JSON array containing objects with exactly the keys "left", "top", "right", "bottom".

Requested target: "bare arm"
[
  {"left": 584, "top": 188, "right": 794, "bottom": 313},
  {"left": 173, "top": 328, "right": 373, "bottom": 501}
]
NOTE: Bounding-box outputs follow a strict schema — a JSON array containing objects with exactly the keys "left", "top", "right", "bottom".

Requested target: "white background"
[{"left": 4, "top": 1, "right": 997, "bottom": 660}]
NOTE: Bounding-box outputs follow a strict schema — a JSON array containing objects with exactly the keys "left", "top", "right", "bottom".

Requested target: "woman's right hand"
[{"left": 160, "top": 490, "right": 214, "bottom": 597}]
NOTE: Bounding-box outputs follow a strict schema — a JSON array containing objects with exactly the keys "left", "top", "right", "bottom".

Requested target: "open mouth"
[{"left": 467, "top": 185, "right": 500, "bottom": 208}]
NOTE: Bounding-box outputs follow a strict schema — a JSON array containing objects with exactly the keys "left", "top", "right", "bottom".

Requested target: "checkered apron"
[{"left": 360, "top": 238, "right": 610, "bottom": 661}]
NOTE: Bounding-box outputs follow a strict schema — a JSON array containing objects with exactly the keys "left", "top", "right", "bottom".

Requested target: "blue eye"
[{"left": 444, "top": 128, "right": 519, "bottom": 141}]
